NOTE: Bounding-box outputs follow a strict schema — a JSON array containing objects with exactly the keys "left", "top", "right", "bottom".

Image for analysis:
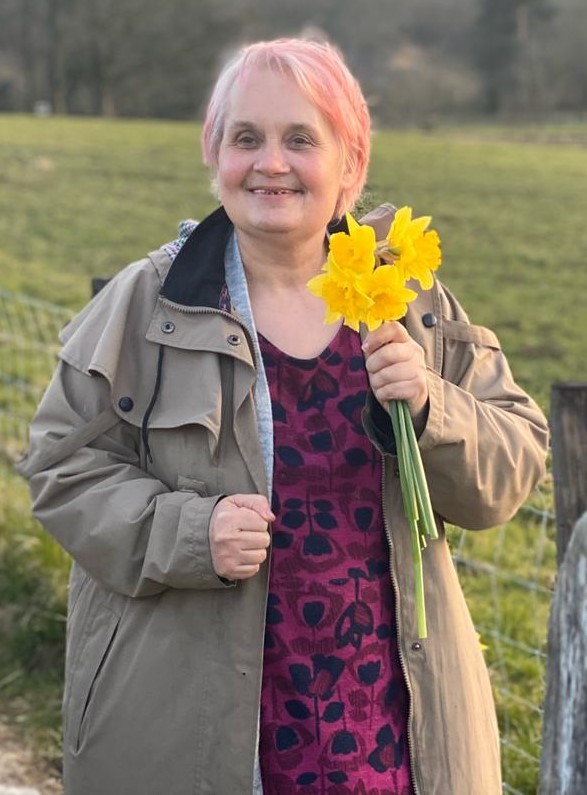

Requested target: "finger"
[
  {"left": 212, "top": 502, "right": 273, "bottom": 535},
  {"left": 238, "top": 547, "right": 269, "bottom": 566},
  {"left": 216, "top": 546, "right": 268, "bottom": 579},
  {"left": 362, "top": 321, "right": 408, "bottom": 354},
  {"left": 211, "top": 543, "right": 267, "bottom": 579},
  {"left": 228, "top": 564, "right": 262, "bottom": 580},
  {"left": 369, "top": 360, "right": 420, "bottom": 387},
  {"left": 231, "top": 493, "right": 275, "bottom": 522},
  {"left": 365, "top": 341, "right": 421, "bottom": 379},
  {"left": 238, "top": 530, "right": 272, "bottom": 550}
]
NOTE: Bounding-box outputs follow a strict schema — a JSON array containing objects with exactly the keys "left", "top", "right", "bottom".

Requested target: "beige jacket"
[{"left": 18, "top": 205, "right": 548, "bottom": 794}]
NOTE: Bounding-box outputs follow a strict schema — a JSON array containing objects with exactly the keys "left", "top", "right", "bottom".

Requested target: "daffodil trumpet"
[{"left": 307, "top": 206, "right": 441, "bottom": 638}]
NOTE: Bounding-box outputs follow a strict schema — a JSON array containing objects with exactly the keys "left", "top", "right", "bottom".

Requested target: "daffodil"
[
  {"left": 329, "top": 212, "right": 378, "bottom": 274},
  {"left": 361, "top": 263, "right": 418, "bottom": 330},
  {"left": 383, "top": 206, "right": 441, "bottom": 289},
  {"left": 307, "top": 254, "right": 374, "bottom": 331},
  {"left": 307, "top": 205, "right": 442, "bottom": 638}
]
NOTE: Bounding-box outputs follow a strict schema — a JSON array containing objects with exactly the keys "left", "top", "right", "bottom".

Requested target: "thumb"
[{"left": 231, "top": 493, "right": 275, "bottom": 522}]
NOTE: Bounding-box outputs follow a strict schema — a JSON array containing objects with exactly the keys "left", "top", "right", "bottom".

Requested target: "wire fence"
[
  {"left": 0, "top": 288, "right": 556, "bottom": 794},
  {"left": 0, "top": 288, "right": 73, "bottom": 464}
]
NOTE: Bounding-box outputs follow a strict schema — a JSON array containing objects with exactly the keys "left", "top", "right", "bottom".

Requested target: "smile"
[{"left": 249, "top": 188, "right": 300, "bottom": 195}]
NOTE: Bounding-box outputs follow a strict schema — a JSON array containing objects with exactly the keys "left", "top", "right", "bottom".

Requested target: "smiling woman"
[{"left": 17, "top": 36, "right": 548, "bottom": 795}]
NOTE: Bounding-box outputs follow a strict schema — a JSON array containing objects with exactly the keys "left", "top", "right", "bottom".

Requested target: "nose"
[{"left": 253, "top": 141, "right": 290, "bottom": 175}]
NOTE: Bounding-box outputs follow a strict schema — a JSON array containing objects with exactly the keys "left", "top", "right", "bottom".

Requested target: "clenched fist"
[{"left": 209, "top": 494, "right": 274, "bottom": 580}]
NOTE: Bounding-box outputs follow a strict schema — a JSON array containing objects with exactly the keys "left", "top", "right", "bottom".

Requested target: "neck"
[{"left": 236, "top": 228, "right": 327, "bottom": 290}]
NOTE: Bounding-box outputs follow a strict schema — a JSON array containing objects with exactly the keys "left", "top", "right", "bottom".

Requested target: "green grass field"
[
  {"left": 1, "top": 113, "right": 585, "bottom": 792},
  {"left": 2, "top": 114, "right": 586, "bottom": 407}
]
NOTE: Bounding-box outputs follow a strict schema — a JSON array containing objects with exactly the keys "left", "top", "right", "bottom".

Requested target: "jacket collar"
[
  {"left": 160, "top": 205, "right": 233, "bottom": 308},
  {"left": 160, "top": 206, "right": 349, "bottom": 309}
]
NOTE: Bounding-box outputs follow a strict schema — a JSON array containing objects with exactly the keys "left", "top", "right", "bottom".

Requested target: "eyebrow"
[{"left": 225, "top": 120, "right": 318, "bottom": 135}]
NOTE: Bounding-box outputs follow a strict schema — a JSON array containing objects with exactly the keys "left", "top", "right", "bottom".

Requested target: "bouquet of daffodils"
[{"left": 307, "top": 207, "right": 441, "bottom": 638}]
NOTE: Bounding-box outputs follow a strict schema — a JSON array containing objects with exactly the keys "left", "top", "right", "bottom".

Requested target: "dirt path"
[{"left": 0, "top": 724, "right": 62, "bottom": 795}]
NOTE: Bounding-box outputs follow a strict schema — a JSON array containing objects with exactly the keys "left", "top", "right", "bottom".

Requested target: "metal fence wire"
[{"left": 0, "top": 288, "right": 556, "bottom": 794}]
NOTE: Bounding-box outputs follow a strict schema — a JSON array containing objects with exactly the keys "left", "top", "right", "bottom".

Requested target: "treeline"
[{"left": 1, "top": 0, "right": 586, "bottom": 124}]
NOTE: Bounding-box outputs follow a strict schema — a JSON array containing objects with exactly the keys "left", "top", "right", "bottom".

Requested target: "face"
[{"left": 215, "top": 67, "right": 351, "bottom": 245}]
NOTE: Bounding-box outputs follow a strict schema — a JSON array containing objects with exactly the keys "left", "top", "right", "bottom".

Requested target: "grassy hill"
[{"left": 2, "top": 113, "right": 586, "bottom": 408}]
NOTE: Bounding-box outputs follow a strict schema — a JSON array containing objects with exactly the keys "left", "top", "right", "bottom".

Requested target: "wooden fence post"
[
  {"left": 550, "top": 383, "right": 587, "bottom": 566},
  {"left": 540, "top": 513, "right": 587, "bottom": 794},
  {"left": 91, "top": 277, "right": 111, "bottom": 297},
  {"left": 540, "top": 383, "right": 587, "bottom": 793}
]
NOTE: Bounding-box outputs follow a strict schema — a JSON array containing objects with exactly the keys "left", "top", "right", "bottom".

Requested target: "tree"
[{"left": 475, "top": 0, "right": 554, "bottom": 113}]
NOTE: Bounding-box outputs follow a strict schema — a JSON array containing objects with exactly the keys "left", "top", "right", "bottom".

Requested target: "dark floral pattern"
[{"left": 259, "top": 326, "right": 413, "bottom": 795}]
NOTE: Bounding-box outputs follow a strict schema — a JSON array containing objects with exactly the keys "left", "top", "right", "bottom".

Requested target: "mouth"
[{"left": 248, "top": 188, "right": 301, "bottom": 196}]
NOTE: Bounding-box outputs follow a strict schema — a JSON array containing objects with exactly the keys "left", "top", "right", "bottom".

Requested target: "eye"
[
  {"left": 288, "top": 134, "right": 313, "bottom": 149},
  {"left": 234, "top": 132, "right": 259, "bottom": 148}
]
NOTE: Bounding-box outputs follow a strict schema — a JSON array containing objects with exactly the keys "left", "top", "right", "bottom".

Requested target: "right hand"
[{"left": 209, "top": 494, "right": 274, "bottom": 580}]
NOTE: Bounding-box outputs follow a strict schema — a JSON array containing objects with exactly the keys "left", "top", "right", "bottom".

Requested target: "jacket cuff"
[
  {"left": 179, "top": 494, "right": 237, "bottom": 589},
  {"left": 416, "top": 368, "right": 445, "bottom": 451},
  {"left": 362, "top": 392, "right": 397, "bottom": 455}
]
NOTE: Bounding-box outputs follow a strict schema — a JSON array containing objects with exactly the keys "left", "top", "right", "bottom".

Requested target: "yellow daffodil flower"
[
  {"left": 329, "top": 213, "right": 378, "bottom": 274},
  {"left": 307, "top": 254, "right": 374, "bottom": 331},
  {"left": 385, "top": 206, "right": 441, "bottom": 289},
  {"left": 361, "top": 265, "right": 418, "bottom": 330}
]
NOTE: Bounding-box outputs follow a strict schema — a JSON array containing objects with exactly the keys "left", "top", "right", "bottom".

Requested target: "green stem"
[
  {"left": 389, "top": 401, "right": 417, "bottom": 522},
  {"left": 388, "top": 399, "right": 428, "bottom": 639},
  {"left": 410, "top": 516, "right": 427, "bottom": 638},
  {"left": 400, "top": 400, "right": 438, "bottom": 541}
]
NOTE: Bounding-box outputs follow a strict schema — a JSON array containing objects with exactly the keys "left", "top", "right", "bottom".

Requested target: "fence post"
[
  {"left": 540, "top": 383, "right": 587, "bottom": 793},
  {"left": 91, "top": 277, "right": 111, "bottom": 298},
  {"left": 550, "top": 383, "right": 587, "bottom": 566},
  {"left": 539, "top": 513, "right": 587, "bottom": 794}
]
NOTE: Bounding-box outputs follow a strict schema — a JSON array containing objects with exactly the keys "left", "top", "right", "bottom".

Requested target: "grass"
[
  {"left": 1, "top": 113, "right": 585, "bottom": 792},
  {"left": 0, "top": 464, "right": 69, "bottom": 773},
  {"left": 1, "top": 115, "right": 585, "bottom": 408}
]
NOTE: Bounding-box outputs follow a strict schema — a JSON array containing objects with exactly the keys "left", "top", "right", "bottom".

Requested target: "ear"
[
  {"left": 340, "top": 163, "right": 355, "bottom": 191},
  {"left": 334, "top": 167, "right": 355, "bottom": 218}
]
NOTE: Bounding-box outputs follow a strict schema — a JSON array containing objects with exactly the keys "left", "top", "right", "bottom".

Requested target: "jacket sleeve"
[
  {"left": 365, "top": 283, "right": 549, "bottom": 530},
  {"left": 19, "top": 360, "right": 232, "bottom": 598}
]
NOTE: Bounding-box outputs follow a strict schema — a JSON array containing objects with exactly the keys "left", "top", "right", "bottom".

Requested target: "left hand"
[{"left": 362, "top": 321, "right": 429, "bottom": 421}]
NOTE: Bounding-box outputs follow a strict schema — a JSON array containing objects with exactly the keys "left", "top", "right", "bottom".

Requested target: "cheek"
[{"left": 216, "top": 152, "right": 246, "bottom": 190}]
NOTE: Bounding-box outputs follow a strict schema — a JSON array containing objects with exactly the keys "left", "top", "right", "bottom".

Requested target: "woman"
[{"left": 19, "top": 38, "right": 548, "bottom": 794}]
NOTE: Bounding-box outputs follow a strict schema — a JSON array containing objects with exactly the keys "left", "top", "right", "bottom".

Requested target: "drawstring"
[{"left": 141, "top": 345, "right": 165, "bottom": 464}]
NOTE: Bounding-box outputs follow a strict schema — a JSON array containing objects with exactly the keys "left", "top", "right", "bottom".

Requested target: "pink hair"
[{"left": 201, "top": 38, "right": 371, "bottom": 217}]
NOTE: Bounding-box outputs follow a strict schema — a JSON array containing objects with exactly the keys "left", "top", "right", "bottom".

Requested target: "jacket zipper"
[
  {"left": 159, "top": 295, "right": 244, "bottom": 321},
  {"left": 381, "top": 455, "right": 422, "bottom": 795}
]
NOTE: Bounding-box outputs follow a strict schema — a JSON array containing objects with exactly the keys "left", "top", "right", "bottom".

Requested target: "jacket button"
[
  {"left": 422, "top": 312, "right": 437, "bottom": 328},
  {"left": 411, "top": 641, "right": 423, "bottom": 651},
  {"left": 118, "top": 396, "right": 134, "bottom": 412},
  {"left": 161, "top": 321, "right": 175, "bottom": 334},
  {"left": 227, "top": 334, "right": 241, "bottom": 346}
]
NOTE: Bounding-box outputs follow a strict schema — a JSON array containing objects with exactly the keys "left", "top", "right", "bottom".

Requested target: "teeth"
[{"left": 253, "top": 189, "right": 292, "bottom": 195}]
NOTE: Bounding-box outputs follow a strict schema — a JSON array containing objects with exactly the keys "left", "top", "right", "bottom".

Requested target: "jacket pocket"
[
  {"left": 442, "top": 318, "right": 500, "bottom": 349},
  {"left": 65, "top": 605, "right": 120, "bottom": 754}
]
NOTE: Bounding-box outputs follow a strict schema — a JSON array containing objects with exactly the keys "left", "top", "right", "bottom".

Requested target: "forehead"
[{"left": 224, "top": 66, "right": 329, "bottom": 131}]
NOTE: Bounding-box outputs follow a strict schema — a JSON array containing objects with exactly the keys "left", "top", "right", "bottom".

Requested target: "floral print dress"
[{"left": 258, "top": 324, "right": 413, "bottom": 795}]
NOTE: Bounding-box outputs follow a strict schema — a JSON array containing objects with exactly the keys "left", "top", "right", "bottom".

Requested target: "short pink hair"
[{"left": 201, "top": 38, "right": 371, "bottom": 218}]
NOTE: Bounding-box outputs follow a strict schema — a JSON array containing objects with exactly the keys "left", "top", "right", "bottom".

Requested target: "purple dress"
[{"left": 258, "top": 324, "right": 413, "bottom": 795}]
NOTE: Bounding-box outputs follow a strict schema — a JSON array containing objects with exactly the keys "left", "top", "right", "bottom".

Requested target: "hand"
[
  {"left": 209, "top": 494, "right": 274, "bottom": 580},
  {"left": 362, "top": 321, "right": 429, "bottom": 420}
]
